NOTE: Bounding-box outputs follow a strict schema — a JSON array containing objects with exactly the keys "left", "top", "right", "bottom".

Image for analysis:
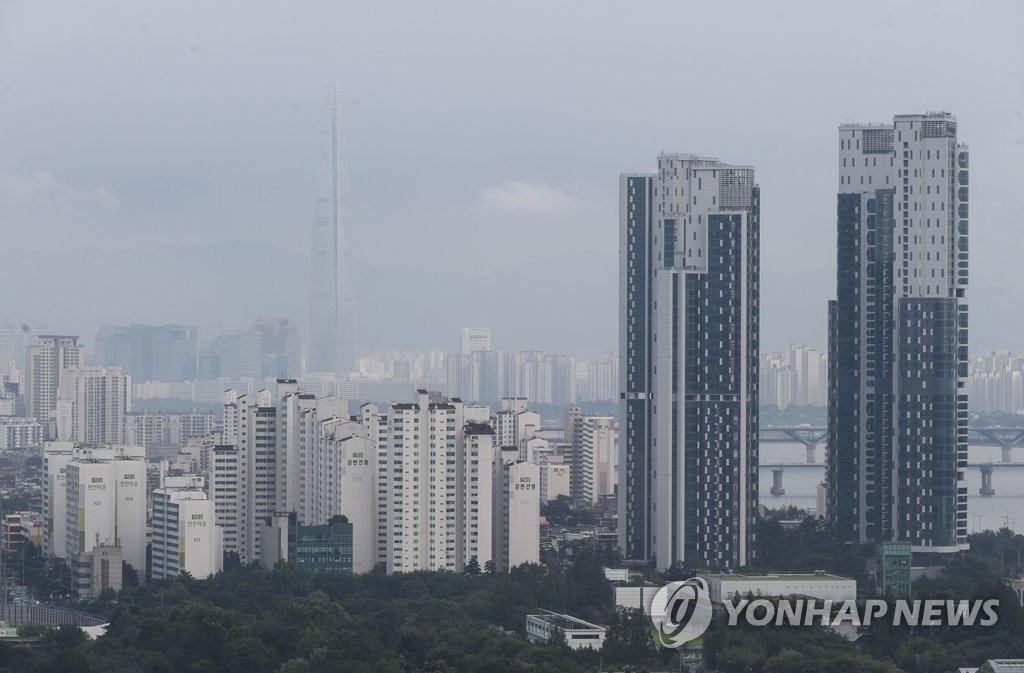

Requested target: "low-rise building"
[
  {"left": 259, "top": 512, "right": 354, "bottom": 573},
  {"left": 0, "top": 417, "right": 43, "bottom": 449},
  {"left": 526, "top": 609, "right": 606, "bottom": 650},
  {"left": 614, "top": 585, "right": 661, "bottom": 615},
  {"left": 960, "top": 660, "right": 1024, "bottom": 673},
  {"left": 705, "top": 572, "right": 857, "bottom": 605}
]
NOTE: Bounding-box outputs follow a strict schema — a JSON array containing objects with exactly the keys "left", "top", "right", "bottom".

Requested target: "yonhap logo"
[
  {"left": 650, "top": 577, "right": 713, "bottom": 648},
  {"left": 648, "top": 576, "right": 1001, "bottom": 649}
]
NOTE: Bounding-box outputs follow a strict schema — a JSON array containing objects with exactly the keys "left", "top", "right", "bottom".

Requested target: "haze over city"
[
  {"left": 2, "top": 3, "right": 1024, "bottom": 672},
  {"left": 2, "top": 1, "right": 1023, "bottom": 357}
]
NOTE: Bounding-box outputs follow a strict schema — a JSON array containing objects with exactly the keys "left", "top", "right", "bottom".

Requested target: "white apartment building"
[
  {"left": 55, "top": 366, "right": 130, "bottom": 445},
  {"left": 521, "top": 436, "right": 571, "bottom": 503},
  {"left": 277, "top": 383, "right": 345, "bottom": 522},
  {"left": 25, "top": 335, "right": 83, "bottom": 436},
  {"left": 43, "top": 442, "right": 74, "bottom": 559},
  {"left": 216, "top": 384, "right": 539, "bottom": 575},
  {"left": 0, "top": 417, "right": 43, "bottom": 450},
  {"left": 125, "top": 412, "right": 217, "bottom": 453},
  {"left": 234, "top": 389, "right": 277, "bottom": 564},
  {"left": 311, "top": 415, "right": 376, "bottom": 572},
  {"left": 566, "top": 407, "right": 616, "bottom": 505},
  {"left": 494, "top": 456, "right": 540, "bottom": 572},
  {"left": 57, "top": 445, "right": 146, "bottom": 598},
  {"left": 152, "top": 475, "right": 223, "bottom": 580},
  {"left": 463, "top": 422, "right": 496, "bottom": 571},
  {"left": 383, "top": 390, "right": 491, "bottom": 573},
  {"left": 208, "top": 442, "right": 243, "bottom": 559},
  {"left": 493, "top": 397, "right": 540, "bottom": 455}
]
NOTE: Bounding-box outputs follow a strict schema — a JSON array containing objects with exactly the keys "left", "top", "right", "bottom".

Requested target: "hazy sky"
[{"left": 1, "top": 1, "right": 1023, "bottom": 353}]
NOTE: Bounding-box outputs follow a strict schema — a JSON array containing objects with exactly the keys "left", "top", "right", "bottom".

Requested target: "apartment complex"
[
  {"left": 828, "top": 113, "right": 969, "bottom": 552},
  {"left": 619, "top": 154, "right": 760, "bottom": 570}
]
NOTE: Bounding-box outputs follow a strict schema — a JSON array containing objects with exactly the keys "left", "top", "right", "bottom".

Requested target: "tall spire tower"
[{"left": 308, "top": 85, "right": 357, "bottom": 374}]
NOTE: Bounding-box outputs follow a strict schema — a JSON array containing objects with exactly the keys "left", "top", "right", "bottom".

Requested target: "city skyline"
[
  {"left": 3, "top": 3, "right": 1023, "bottom": 361},
  {"left": 2, "top": 5, "right": 1023, "bottom": 670}
]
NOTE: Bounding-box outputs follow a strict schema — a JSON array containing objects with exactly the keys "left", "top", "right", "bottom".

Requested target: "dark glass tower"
[
  {"left": 619, "top": 155, "right": 759, "bottom": 570},
  {"left": 828, "top": 113, "right": 969, "bottom": 552}
]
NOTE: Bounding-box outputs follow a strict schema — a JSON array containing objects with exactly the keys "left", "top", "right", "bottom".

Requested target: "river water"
[{"left": 758, "top": 443, "right": 1024, "bottom": 534}]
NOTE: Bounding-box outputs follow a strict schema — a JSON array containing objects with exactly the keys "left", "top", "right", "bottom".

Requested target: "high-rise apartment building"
[
  {"left": 51, "top": 444, "right": 146, "bottom": 597},
  {"left": 493, "top": 397, "right": 540, "bottom": 454},
  {"left": 55, "top": 366, "right": 130, "bottom": 445},
  {"left": 494, "top": 454, "right": 540, "bottom": 572},
  {"left": 383, "top": 391, "right": 492, "bottom": 573},
  {"left": 208, "top": 442, "right": 243, "bottom": 559},
  {"left": 619, "top": 154, "right": 760, "bottom": 570},
  {"left": 25, "top": 335, "right": 83, "bottom": 434},
  {"left": 566, "top": 408, "right": 615, "bottom": 505},
  {"left": 827, "top": 112, "right": 969, "bottom": 552},
  {"left": 310, "top": 415, "right": 376, "bottom": 573},
  {"left": 308, "top": 85, "right": 358, "bottom": 374},
  {"left": 233, "top": 389, "right": 278, "bottom": 563},
  {"left": 218, "top": 383, "right": 539, "bottom": 574},
  {"left": 152, "top": 475, "right": 223, "bottom": 580}
]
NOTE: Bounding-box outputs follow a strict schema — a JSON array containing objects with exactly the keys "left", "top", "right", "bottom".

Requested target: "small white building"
[
  {"left": 526, "top": 610, "right": 606, "bottom": 650},
  {"left": 705, "top": 572, "right": 857, "bottom": 604},
  {"left": 614, "top": 585, "right": 662, "bottom": 615},
  {"left": 603, "top": 568, "right": 631, "bottom": 582}
]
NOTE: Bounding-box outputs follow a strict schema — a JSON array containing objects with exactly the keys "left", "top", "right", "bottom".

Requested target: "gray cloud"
[{"left": 478, "top": 180, "right": 579, "bottom": 216}]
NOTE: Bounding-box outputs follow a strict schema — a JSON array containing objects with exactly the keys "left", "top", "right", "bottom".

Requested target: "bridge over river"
[{"left": 758, "top": 426, "right": 1024, "bottom": 498}]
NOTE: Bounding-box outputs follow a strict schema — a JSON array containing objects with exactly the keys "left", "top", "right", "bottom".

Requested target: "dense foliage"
[
  {"left": 3, "top": 528, "right": 1023, "bottom": 672},
  {"left": 0, "top": 547, "right": 665, "bottom": 673}
]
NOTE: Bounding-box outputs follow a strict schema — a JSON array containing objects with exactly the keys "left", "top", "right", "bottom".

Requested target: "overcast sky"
[{"left": 1, "top": 1, "right": 1022, "bottom": 353}]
